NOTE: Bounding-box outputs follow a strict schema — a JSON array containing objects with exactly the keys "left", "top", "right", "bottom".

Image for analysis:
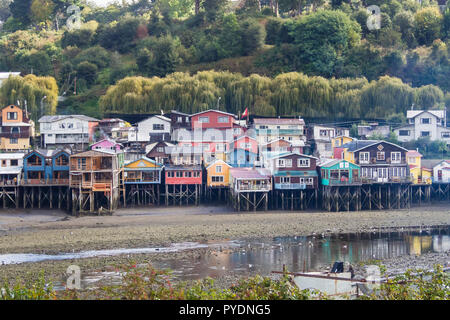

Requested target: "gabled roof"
[
  {"left": 124, "top": 157, "right": 162, "bottom": 168},
  {"left": 38, "top": 115, "right": 99, "bottom": 123},
  {"left": 137, "top": 115, "right": 171, "bottom": 124},
  {"left": 342, "top": 140, "right": 408, "bottom": 153},
  {"left": 25, "top": 148, "right": 71, "bottom": 159},
  {"left": 206, "top": 159, "right": 231, "bottom": 170},
  {"left": 146, "top": 141, "right": 175, "bottom": 153},
  {"left": 191, "top": 109, "right": 236, "bottom": 118},
  {"left": 318, "top": 158, "right": 357, "bottom": 168},
  {"left": 91, "top": 138, "right": 123, "bottom": 147},
  {"left": 407, "top": 110, "right": 445, "bottom": 120},
  {"left": 171, "top": 110, "right": 191, "bottom": 116},
  {"left": 406, "top": 150, "right": 422, "bottom": 158}
]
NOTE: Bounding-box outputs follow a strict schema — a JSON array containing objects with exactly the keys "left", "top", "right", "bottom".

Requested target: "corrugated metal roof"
[
  {"left": 230, "top": 167, "right": 271, "bottom": 179},
  {"left": 38, "top": 115, "right": 99, "bottom": 122},
  {"left": 254, "top": 118, "right": 305, "bottom": 125}
]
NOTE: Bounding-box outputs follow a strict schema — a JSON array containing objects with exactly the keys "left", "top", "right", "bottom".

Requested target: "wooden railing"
[{"left": 21, "top": 179, "right": 70, "bottom": 185}]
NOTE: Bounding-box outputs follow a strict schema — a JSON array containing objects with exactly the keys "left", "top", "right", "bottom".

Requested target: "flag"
[{"left": 241, "top": 108, "right": 248, "bottom": 118}]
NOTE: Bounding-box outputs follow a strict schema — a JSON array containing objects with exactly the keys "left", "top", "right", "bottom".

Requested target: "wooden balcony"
[{"left": 21, "top": 179, "right": 70, "bottom": 186}]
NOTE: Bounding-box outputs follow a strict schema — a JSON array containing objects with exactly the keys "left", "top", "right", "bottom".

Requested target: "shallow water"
[{"left": 1, "top": 226, "right": 449, "bottom": 290}]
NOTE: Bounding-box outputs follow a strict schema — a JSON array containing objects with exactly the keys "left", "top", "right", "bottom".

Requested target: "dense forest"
[{"left": 0, "top": 0, "right": 449, "bottom": 122}]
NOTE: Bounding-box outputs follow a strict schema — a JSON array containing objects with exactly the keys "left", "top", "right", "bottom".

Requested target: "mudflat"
[{"left": 0, "top": 204, "right": 448, "bottom": 254}]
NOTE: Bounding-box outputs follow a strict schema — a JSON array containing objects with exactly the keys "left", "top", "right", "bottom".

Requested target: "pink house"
[{"left": 91, "top": 139, "right": 123, "bottom": 152}]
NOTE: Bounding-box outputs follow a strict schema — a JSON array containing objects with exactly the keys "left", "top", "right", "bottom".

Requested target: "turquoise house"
[{"left": 318, "top": 159, "right": 361, "bottom": 186}]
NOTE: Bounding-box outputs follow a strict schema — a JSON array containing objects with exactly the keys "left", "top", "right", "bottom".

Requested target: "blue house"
[
  {"left": 23, "top": 149, "right": 71, "bottom": 184},
  {"left": 226, "top": 149, "right": 259, "bottom": 168}
]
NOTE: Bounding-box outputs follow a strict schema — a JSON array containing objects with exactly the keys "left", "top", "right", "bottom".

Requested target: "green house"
[{"left": 318, "top": 159, "right": 361, "bottom": 186}]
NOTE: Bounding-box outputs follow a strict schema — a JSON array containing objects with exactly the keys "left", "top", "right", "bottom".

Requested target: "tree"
[
  {"left": 414, "top": 7, "right": 443, "bottom": 46},
  {"left": 203, "top": 0, "right": 227, "bottom": 22},
  {"left": 239, "top": 19, "right": 265, "bottom": 56},
  {"left": 9, "top": 0, "right": 32, "bottom": 26},
  {"left": 288, "top": 10, "right": 361, "bottom": 76},
  {"left": 415, "top": 84, "right": 444, "bottom": 109},
  {"left": 0, "top": 74, "right": 58, "bottom": 121},
  {"left": 76, "top": 61, "right": 98, "bottom": 85}
]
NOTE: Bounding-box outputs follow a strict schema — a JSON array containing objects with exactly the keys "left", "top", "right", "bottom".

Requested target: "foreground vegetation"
[{"left": 1, "top": 263, "right": 448, "bottom": 300}]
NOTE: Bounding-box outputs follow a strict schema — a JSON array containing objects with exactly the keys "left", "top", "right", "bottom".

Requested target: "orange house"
[{"left": 0, "top": 105, "right": 33, "bottom": 151}]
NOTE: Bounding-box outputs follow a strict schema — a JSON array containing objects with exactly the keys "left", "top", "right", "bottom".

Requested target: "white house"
[
  {"left": 38, "top": 115, "right": 99, "bottom": 149},
  {"left": 394, "top": 110, "right": 450, "bottom": 144},
  {"left": 135, "top": 115, "right": 171, "bottom": 143},
  {"left": 253, "top": 118, "right": 307, "bottom": 146},
  {"left": 307, "top": 125, "right": 350, "bottom": 158},
  {"left": 433, "top": 160, "right": 450, "bottom": 183},
  {"left": 0, "top": 152, "right": 25, "bottom": 185}
]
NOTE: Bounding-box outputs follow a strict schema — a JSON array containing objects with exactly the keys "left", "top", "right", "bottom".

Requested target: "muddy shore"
[{"left": 0, "top": 204, "right": 448, "bottom": 290}]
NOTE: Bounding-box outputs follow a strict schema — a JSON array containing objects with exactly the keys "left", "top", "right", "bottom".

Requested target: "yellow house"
[
  {"left": 123, "top": 157, "right": 163, "bottom": 184},
  {"left": 406, "top": 150, "right": 429, "bottom": 184},
  {"left": 0, "top": 105, "right": 32, "bottom": 151},
  {"left": 206, "top": 159, "right": 231, "bottom": 188},
  {"left": 332, "top": 135, "right": 354, "bottom": 149}
]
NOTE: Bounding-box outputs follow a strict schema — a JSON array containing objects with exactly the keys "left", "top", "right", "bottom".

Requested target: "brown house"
[
  {"left": 267, "top": 152, "right": 319, "bottom": 190},
  {"left": 347, "top": 140, "right": 409, "bottom": 183},
  {"left": 146, "top": 141, "right": 175, "bottom": 164}
]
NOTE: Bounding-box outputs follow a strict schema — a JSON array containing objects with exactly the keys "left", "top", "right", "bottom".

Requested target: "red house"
[
  {"left": 165, "top": 165, "right": 202, "bottom": 185},
  {"left": 191, "top": 110, "right": 236, "bottom": 130}
]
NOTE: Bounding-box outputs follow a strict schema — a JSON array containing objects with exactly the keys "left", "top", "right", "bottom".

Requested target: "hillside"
[{"left": 0, "top": 0, "right": 449, "bottom": 122}]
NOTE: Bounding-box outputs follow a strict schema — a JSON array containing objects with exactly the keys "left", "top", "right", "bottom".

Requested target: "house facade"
[
  {"left": 123, "top": 157, "right": 163, "bottom": 185},
  {"left": 91, "top": 139, "right": 123, "bottom": 152},
  {"left": 433, "top": 160, "right": 450, "bottom": 183},
  {"left": 253, "top": 118, "right": 307, "bottom": 147},
  {"left": 135, "top": 115, "right": 171, "bottom": 143},
  {"left": 23, "top": 149, "right": 70, "bottom": 184},
  {"left": 344, "top": 141, "right": 409, "bottom": 183},
  {"left": 165, "top": 165, "right": 202, "bottom": 185},
  {"left": 0, "top": 105, "right": 33, "bottom": 151},
  {"left": 394, "top": 110, "right": 450, "bottom": 144},
  {"left": 267, "top": 152, "right": 319, "bottom": 190},
  {"left": 206, "top": 159, "right": 231, "bottom": 188},
  {"left": 318, "top": 159, "right": 361, "bottom": 186},
  {"left": 39, "top": 115, "right": 99, "bottom": 149},
  {"left": 146, "top": 141, "right": 174, "bottom": 164},
  {"left": 190, "top": 110, "right": 236, "bottom": 130},
  {"left": 0, "top": 152, "right": 25, "bottom": 185}
]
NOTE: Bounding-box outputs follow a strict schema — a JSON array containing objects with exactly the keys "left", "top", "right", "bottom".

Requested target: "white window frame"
[
  {"left": 391, "top": 152, "right": 401, "bottom": 164},
  {"left": 216, "top": 165, "right": 222, "bottom": 173},
  {"left": 359, "top": 152, "right": 370, "bottom": 164},
  {"left": 297, "top": 159, "right": 310, "bottom": 167}
]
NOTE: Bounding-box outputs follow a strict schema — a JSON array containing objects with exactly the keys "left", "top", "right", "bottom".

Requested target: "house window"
[
  {"left": 408, "top": 157, "right": 415, "bottom": 164},
  {"left": 193, "top": 171, "right": 200, "bottom": 177},
  {"left": 359, "top": 152, "right": 370, "bottom": 163},
  {"left": 184, "top": 172, "right": 192, "bottom": 178},
  {"left": 176, "top": 171, "right": 182, "bottom": 178},
  {"left": 259, "top": 125, "right": 268, "bottom": 129},
  {"left": 167, "top": 171, "right": 174, "bottom": 178},
  {"left": 441, "top": 132, "right": 450, "bottom": 138},
  {"left": 240, "top": 143, "right": 251, "bottom": 149},
  {"left": 280, "top": 177, "right": 290, "bottom": 184},
  {"left": 68, "top": 123, "right": 73, "bottom": 129},
  {"left": 11, "top": 159, "right": 18, "bottom": 166},
  {"left": 153, "top": 124, "right": 164, "bottom": 130},
  {"left": 157, "top": 147, "right": 164, "bottom": 152},
  {"left": 377, "top": 152, "right": 385, "bottom": 161},
  {"left": 421, "top": 131, "right": 430, "bottom": 137},
  {"left": 277, "top": 159, "right": 285, "bottom": 168},
  {"left": 391, "top": 152, "right": 401, "bottom": 163},
  {"left": 319, "top": 130, "right": 328, "bottom": 137},
  {"left": 421, "top": 118, "right": 430, "bottom": 124},
  {"left": 77, "top": 158, "right": 86, "bottom": 169},
  {"left": 285, "top": 159, "right": 292, "bottom": 167},
  {"left": 399, "top": 130, "right": 410, "bottom": 136},
  {"left": 177, "top": 117, "right": 182, "bottom": 123},
  {"left": 212, "top": 176, "right": 224, "bottom": 182},
  {"left": 11, "top": 127, "right": 19, "bottom": 133},
  {"left": 10, "top": 138, "right": 18, "bottom": 144},
  {"left": 216, "top": 144, "right": 224, "bottom": 152},
  {"left": 306, "top": 178, "right": 313, "bottom": 185},
  {"left": 7, "top": 112, "right": 17, "bottom": 120},
  {"left": 1, "top": 160, "right": 6, "bottom": 166},
  {"left": 59, "top": 123, "right": 65, "bottom": 129},
  {"left": 216, "top": 165, "right": 222, "bottom": 173},
  {"left": 199, "top": 116, "right": 209, "bottom": 123},
  {"left": 218, "top": 116, "right": 229, "bottom": 123},
  {"left": 297, "top": 159, "right": 310, "bottom": 167}
]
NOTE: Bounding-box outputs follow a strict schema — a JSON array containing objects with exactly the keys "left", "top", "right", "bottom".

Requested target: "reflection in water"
[{"left": 151, "top": 227, "right": 450, "bottom": 281}]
